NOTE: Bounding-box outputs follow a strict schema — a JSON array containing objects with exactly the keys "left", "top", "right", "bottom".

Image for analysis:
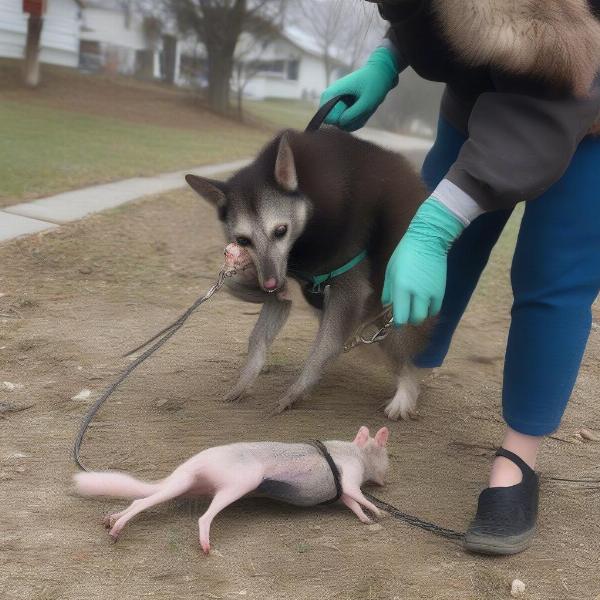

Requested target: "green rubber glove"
[
  {"left": 382, "top": 197, "right": 465, "bottom": 326},
  {"left": 320, "top": 47, "right": 400, "bottom": 131}
]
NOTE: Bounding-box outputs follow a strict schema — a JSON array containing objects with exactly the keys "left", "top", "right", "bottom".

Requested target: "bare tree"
[
  {"left": 293, "top": 0, "right": 383, "bottom": 84},
  {"left": 341, "top": 2, "right": 385, "bottom": 71},
  {"left": 294, "top": 0, "right": 343, "bottom": 86},
  {"left": 231, "top": 16, "right": 282, "bottom": 120},
  {"left": 166, "top": 0, "right": 286, "bottom": 115}
]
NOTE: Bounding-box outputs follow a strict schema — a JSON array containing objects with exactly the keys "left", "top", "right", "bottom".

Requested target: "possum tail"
[{"left": 73, "top": 471, "right": 162, "bottom": 499}]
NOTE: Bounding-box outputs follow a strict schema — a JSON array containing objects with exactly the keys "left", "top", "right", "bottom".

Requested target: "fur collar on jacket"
[{"left": 432, "top": 0, "right": 600, "bottom": 97}]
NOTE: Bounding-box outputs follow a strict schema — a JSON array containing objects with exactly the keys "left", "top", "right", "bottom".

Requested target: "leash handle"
[{"left": 304, "top": 94, "right": 355, "bottom": 132}]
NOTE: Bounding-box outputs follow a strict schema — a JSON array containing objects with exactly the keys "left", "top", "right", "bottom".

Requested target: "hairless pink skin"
[{"left": 74, "top": 426, "right": 389, "bottom": 554}]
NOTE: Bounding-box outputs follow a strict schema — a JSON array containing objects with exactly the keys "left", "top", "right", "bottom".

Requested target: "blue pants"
[{"left": 415, "top": 118, "right": 600, "bottom": 435}]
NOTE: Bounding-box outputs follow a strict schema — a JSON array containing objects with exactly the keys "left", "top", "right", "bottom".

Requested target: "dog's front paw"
[
  {"left": 272, "top": 392, "right": 301, "bottom": 415},
  {"left": 221, "top": 385, "right": 246, "bottom": 403}
]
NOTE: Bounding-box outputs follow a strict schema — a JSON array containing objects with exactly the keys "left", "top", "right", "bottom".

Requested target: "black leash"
[
  {"left": 309, "top": 440, "right": 343, "bottom": 504},
  {"left": 363, "top": 492, "right": 464, "bottom": 542},
  {"left": 304, "top": 94, "right": 354, "bottom": 132},
  {"left": 310, "top": 442, "right": 463, "bottom": 542},
  {"left": 71, "top": 99, "right": 466, "bottom": 545},
  {"left": 72, "top": 270, "right": 230, "bottom": 471}
]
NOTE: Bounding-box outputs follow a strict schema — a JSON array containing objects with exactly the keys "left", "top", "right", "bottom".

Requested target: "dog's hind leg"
[
  {"left": 379, "top": 324, "right": 432, "bottom": 420},
  {"left": 223, "top": 296, "right": 291, "bottom": 402},
  {"left": 275, "top": 274, "right": 370, "bottom": 413}
]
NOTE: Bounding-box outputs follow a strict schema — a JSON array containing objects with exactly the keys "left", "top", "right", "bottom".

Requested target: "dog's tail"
[{"left": 73, "top": 471, "right": 162, "bottom": 499}]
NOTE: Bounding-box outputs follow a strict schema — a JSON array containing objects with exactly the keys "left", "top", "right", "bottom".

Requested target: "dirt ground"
[{"left": 1, "top": 189, "right": 599, "bottom": 600}]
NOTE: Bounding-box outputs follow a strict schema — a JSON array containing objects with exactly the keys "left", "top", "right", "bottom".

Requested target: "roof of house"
[{"left": 280, "top": 25, "right": 347, "bottom": 67}]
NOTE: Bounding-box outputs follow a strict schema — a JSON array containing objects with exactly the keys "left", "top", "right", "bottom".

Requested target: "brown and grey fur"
[
  {"left": 433, "top": 0, "right": 600, "bottom": 98},
  {"left": 186, "top": 127, "right": 430, "bottom": 419}
]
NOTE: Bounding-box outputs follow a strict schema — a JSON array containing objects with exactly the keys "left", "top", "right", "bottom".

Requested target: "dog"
[{"left": 186, "top": 127, "right": 431, "bottom": 419}]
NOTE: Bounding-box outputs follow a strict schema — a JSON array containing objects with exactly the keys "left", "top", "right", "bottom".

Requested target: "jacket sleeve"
[{"left": 445, "top": 81, "right": 600, "bottom": 211}]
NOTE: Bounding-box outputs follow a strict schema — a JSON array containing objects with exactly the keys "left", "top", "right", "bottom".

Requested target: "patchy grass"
[
  {"left": 0, "top": 100, "right": 267, "bottom": 206},
  {"left": 245, "top": 98, "right": 318, "bottom": 131},
  {"left": 0, "top": 60, "right": 324, "bottom": 206}
]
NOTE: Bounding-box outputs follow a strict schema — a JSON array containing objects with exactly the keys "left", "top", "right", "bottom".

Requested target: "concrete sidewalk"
[
  {"left": 0, "top": 159, "right": 250, "bottom": 243},
  {"left": 0, "top": 128, "right": 431, "bottom": 243}
]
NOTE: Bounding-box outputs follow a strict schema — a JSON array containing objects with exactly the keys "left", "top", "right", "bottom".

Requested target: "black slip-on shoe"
[{"left": 464, "top": 448, "right": 539, "bottom": 556}]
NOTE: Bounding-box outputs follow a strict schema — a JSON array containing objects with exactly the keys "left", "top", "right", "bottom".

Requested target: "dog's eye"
[
  {"left": 235, "top": 236, "right": 252, "bottom": 247},
  {"left": 273, "top": 224, "right": 288, "bottom": 239}
]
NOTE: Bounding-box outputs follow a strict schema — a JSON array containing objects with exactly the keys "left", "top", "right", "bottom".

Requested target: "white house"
[
  {"left": 234, "top": 25, "right": 348, "bottom": 101},
  {"left": 79, "top": 0, "right": 162, "bottom": 78},
  {"left": 0, "top": 0, "right": 82, "bottom": 67}
]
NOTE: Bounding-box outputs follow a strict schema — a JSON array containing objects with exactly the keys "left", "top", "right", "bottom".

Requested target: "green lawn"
[
  {"left": 0, "top": 100, "right": 268, "bottom": 206},
  {"left": 245, "top": 98, "right": 318, "bottom": 131}
]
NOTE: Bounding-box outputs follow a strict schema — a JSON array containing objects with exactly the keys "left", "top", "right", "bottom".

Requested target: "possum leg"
[
  {"left": 342, "top": 485, "right": 382, "bottom": 518},
  {"left": 107, "top": 472, "right": 195, "bottom": 540},
  {"left": 341, "top": 494, "right": 373, "bottom": 524},
  {"left": 223, "top": 297, "right": 291, "bottom": 403},
  {"left": 275, "top": 274, "right": 369, "bottom": 413},
  {"left": 197, "top": 470, "right": 263, "bottom": 554}
]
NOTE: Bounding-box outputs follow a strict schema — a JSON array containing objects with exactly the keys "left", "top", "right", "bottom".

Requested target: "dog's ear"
[
  {"left": 185, "top": 175, "right": 228, "bottom": 220},
  {"left": 274, "top": 133, "right": 298, "bottom": 193}
]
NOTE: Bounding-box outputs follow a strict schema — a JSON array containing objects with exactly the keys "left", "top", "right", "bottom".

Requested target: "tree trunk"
[
  {"left": 206, "top": 51, "right": 233, "bottom": 114},
  {"left": 23, "top": 15, "right": 43, "bottom": 88}
]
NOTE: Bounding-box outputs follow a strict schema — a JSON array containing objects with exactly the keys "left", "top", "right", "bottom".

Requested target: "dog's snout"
[{"left": 263, "top": 277, "right": 278, "bottom": 291}]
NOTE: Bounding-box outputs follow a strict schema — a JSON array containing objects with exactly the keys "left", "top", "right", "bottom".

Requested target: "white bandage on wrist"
[{"left": 431, "top": 179, "right": 485, "bottom": 225}]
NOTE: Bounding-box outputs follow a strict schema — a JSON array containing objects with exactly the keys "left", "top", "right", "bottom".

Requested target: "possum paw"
[{"left": 103, "top": 514, "right": 117, "bottom": 529}]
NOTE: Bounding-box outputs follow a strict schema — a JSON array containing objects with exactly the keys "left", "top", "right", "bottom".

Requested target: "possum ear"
[
  {"left": 274, "top": 133, "right": 298, "bottom": 192},
  {"left": 185, "top": 175, "right": 228, "bottom": 220},
  {"left": 374, "top": 427, "right": 389, "bottom": 448},
  {"left": 353, "top": 426, "right": 370, "bottom": 448}
]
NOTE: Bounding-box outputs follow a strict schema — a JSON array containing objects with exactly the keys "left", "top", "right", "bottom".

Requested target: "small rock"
[
  {"left": 71, "top": 389, "right": 91, "bottom": 401},
  {"left": 79, "top": 266, "right": 92, "bottom": 275},
  {"left": 579, "top": 428, "right": 600, "bottom": 442},
  {"left": 367, "top": 523, "right": 383, "bottom": 532},
  {"left": 2, "top": 382, "right": 22, "bottom": 391},
  {"left": 14, "top": 466, "right": 26, "bottom": 473},
  {"left": 511, "top": 579, "right": 526, "bottom": 597},
  {"left": 10, "top": 452, "right": 28, "bottom": 459}
]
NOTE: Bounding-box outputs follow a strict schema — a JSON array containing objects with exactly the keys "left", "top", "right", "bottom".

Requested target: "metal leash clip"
[{"left": 344, "top": 308, "right": 395, "bottom": 352}]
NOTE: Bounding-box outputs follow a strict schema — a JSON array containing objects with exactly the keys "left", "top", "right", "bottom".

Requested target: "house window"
[{"left": 286, "top": 60, "right": 299, "bottom": 81}]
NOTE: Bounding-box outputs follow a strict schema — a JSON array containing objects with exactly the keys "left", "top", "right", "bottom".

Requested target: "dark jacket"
[{"left": 373, "top": 0, "right": 600, "bottom": 210}]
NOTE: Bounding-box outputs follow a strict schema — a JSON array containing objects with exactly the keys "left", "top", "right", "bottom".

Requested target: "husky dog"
[{"left": 186, "top": 127, "right": 430, "bottom": 419}]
